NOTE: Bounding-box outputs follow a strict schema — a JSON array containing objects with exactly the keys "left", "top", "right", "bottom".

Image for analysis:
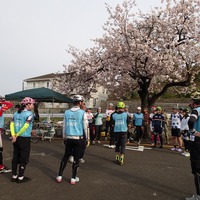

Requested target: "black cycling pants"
[
  {"left": 58, "top": 138, "right": 83, "bottom": 178},
  {"left": 12, "top": 137, "right": 31, "bottom": 177}
]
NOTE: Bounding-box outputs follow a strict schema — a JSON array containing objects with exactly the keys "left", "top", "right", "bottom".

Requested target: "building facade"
[{"left": 23, "top": 73, "right": 108, "bottom": 108}]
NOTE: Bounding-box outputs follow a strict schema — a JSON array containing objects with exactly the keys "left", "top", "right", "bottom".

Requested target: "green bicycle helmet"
[
  {"left": 117, "top": 101, "right": 125, "bottom": 109},
  {"left": 183, "top": 108, "right": 190, "bottom": 113},
  {"left": 156, "top": 106, "right": 162, "bottom": 111}
]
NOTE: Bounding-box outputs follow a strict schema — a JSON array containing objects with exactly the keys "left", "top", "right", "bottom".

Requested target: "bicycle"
[
  {"left": 31, "top": 128, "right": 44, "bottom": 143},
  {"left": 31, "top": 123, "right": 44, "bottom": 143},
  {"left": 31, "top": 122, "right": 55, "bottom": 143},
  {"left": 42, "top": 125, "right": 55, "bottom": 142}
]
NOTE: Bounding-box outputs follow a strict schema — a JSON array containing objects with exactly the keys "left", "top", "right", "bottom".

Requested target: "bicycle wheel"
[{"left": 31, "top": 130, "right": 39, "bottom": 143}]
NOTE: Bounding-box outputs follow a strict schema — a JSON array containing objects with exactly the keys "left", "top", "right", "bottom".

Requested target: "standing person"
[
  {"left": 162, "top": 109, "right": 170, "bottom": 144},
  {"left": 79, "top": 102, "right": 89, "bottom": 164},
  {"left": 143, "top": 107, "right": 150, "bottom": 141},
  {"left": 10, "top": 97, "right": 35, "bottom": 183},
  {"left": 86, "top": 108, "right": 94, "bottom": 144},
  {"left": 152, "top": 106, "right": 165, "bottom": 148},
  {"left": 105, "top": 103, "right": 115, "bottom": 141},
  {"left": 56, "top": 95, "right": 88, "bottom": 184},
  {"left": 108, "top": 106, "right": 118, "bottom": 148},
  {"left": 149, "top": 106, "right": 157, "bottom": 145},
  {"left": 69, "top": 102, "right": 89, "bottom": 164},
  {"left": 124, "top": 105, "right": 131, "bottom": 116},
  {"left": 170, "top": 106, "right": 183, "bottom": 152},
  {"left": 0, "top": 98, "right": 13, "bottom": 173},
  {"left": 33, "top": 103, "right": 40, "bottom": 123},
  {"left": 180, "top": 108, "right": 190, "bottom": 157},
  {"left": 14, "top": 104, "right": 20, "bottom": 111},
  {"left": 179, "top": 107, "right": 184, "bottom": 118},
  {"left": 111, "top": 101, "right": 129, "bottom": 165},
  {"left": 133, "top": 106, "right": 144, "bottom": 144},
  {"left": 93, "top": 107, "right": 104, "bottom": 144},
  {"left": 186, "top": 92, "right": 200, "bottom": 200},
  {"left": 124, "top": 105, "right": 132, "bottom": 143}
]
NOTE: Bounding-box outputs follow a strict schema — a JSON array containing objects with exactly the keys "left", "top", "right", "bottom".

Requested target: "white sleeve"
[{"left": 83, "top": 113, "right": 89, "bottom": 140}]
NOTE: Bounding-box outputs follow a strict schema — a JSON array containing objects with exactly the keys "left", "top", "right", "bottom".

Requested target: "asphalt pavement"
[{"left": 1, "top": 135, "right": 195, "bottom": 200}]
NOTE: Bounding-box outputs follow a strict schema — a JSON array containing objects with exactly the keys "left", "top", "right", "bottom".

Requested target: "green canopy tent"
[
  {"left": 5, "top": 87, "right": 73, "bottom": 121},
  {"left": 5, "top": 87, "right": 73, "bottom": 103}
]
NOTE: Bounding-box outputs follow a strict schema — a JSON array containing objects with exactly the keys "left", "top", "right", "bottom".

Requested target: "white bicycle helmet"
[
  {"left": 191, "top": 91, "right": 200, "bottom": 100},
  {"left": 73, "top": 95, "right": 84, "bottom": 102},
  {"left": 0, "top": 97, "right": 5, "bottom": 101},
  {"left": 21, "top": 97, "right": 35, "bottom": 105}
]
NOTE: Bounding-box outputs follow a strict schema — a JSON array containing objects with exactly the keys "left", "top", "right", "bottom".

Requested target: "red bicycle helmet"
[{"left": 151, "top": 106, "right": 156, "bottom": 111}]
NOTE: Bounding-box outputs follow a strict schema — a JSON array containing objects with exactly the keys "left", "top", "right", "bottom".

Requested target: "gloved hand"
[{"left": 86, "top": 140, "right": 90, "bottom": 148}]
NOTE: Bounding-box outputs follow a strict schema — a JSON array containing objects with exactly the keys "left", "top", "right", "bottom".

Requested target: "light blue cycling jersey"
[
  {"left": 133, "top": 113, "right": 143, "bottom": 126},
  {"left": 13, "top": 110, "right": 34, "bottom": 137},
  {"left": 64, "top": 109, "right": 85, "bottom": 137},
  {"left": 112, "top": 112, "right": 128, "bottom": 132},
  {"left": 0, "top": 114, "right": 4, "bottom": 129},
  {"left": 194, "top": 107, "right": 200, "bottom": 132}
]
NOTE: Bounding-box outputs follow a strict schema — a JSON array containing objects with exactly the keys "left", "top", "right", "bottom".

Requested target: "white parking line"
[{"left": 103, "top": 144, "right": 152, "bottom": 151}]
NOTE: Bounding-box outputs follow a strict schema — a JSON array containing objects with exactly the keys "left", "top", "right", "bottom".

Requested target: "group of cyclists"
[
  {"left": 89, "top": 93, "right": 200, "bottom": 200},
  {"left": 1, "top": 92, "right": 200, "bottom": 200}
]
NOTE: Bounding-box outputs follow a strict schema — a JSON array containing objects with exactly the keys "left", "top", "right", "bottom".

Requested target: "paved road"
[{"left": 1, "top": 135, "right": 194, "bottom": 200}]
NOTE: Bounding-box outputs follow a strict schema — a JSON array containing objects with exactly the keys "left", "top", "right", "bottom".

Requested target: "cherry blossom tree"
[{"left": 54, "top": 0, "right": 200, "bottom": 109}]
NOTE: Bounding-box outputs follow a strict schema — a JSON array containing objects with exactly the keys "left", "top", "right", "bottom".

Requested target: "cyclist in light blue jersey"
[
  {"left": 111, "top": 101, "right": 130, "bottom": 165},
  {"left": 56, "top": 95, "right": 88, "bottom": 184},
  {"left": 186, "top": 92, "right": 200, "bottom": 200},
  {"left": 10, "top": 97, "right": 35, "bottom": 183},
  {"left": 94, "top": 107, "right": 104, "bottom": 144},
  {"left": 0, "top": 98, "right": 13, "bottom": 174},
  {"left": 133, "top": 106, "right": 144, "bottom": 144}
]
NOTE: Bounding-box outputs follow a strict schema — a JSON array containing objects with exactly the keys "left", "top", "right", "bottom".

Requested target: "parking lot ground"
[{"left": 1, "top": 134, "right": 194, "bottom": 200}]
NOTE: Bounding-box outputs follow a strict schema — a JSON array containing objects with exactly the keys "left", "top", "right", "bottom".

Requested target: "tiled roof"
[
  {"left": 24, "top": 72, "right": 71, "bottom": 82},
  {"left": 24, "top": 73, "right": 56, "bottom": 81}
]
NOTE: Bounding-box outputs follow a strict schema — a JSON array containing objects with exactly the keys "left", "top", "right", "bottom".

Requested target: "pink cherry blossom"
[{"left": 54, "top": 0, "right": 200, "bottom": 109}]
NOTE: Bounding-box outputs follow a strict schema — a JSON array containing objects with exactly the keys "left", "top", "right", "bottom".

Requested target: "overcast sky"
[{"left": 0, "top": 0, "right": 164, "bottom": 96}]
